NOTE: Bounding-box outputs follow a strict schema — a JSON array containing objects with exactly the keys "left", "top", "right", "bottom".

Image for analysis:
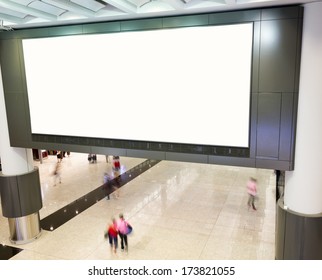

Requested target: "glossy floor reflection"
[
  {"left": 0, "top": 244, "right": 22, "bottom": 260},
  {"left": 41, "top": 159, "right": 161, "bottom": 231},
  {"left": 0, "top": 153, "right": 276, "bottom": 260}
]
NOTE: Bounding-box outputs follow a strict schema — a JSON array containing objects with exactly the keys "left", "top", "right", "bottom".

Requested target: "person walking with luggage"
[{"left": 116, "top": 213, "right": 131, "bottom": 252}]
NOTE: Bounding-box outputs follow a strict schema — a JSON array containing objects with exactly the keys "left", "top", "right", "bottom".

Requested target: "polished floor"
[{"left": 0, "top": 153, "right": 276, "bottom": 260}]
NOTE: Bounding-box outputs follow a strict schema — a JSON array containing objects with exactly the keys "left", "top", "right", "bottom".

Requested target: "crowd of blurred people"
[{"left": 106, "top": 213, "right": 132, "bottom": 254}]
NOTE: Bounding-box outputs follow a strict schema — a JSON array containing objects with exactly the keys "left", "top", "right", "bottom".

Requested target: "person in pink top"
[
  {"left": 247, "top": 177, "right": 258, "bottom": 210},
  {"left": 117, "top": 213, "right": 129, "bottom": 251}
]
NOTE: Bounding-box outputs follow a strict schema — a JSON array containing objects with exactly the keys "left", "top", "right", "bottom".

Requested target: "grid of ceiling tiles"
[{"left": 0, "top": 0, "right": 306, "bottom": 30}]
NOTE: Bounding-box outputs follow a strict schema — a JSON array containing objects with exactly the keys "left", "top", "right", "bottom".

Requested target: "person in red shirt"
[{"left": 107, "top": 218, "right": 118, "bottom": 253}]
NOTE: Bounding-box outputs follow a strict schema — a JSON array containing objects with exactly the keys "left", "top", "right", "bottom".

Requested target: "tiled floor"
[{"left": 0, "top": 153, "right": 276, "bottom": 260}]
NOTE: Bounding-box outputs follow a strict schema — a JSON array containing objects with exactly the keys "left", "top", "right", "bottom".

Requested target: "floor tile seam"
[
  {"left": 196, "top": 207, "right": 223, "bottom": 259},
  {"left": 15, "top": 247, "right": 64, "bottom": 260}
]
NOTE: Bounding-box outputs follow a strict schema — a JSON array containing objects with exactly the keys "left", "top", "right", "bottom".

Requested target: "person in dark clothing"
[{"left": 275, "top": 170, "right": 281, "bottom": 201}]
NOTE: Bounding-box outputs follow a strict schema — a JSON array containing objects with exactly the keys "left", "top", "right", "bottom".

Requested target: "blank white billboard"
[{"left": 22, "top": 23, "right": 253, "bottom": 147}]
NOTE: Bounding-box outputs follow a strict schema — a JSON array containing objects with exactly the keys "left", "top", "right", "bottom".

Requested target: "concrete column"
[
  {"left": 284, "top": 2, "right": 322, "bottom": 215},
  {"left": 276, "top": 2, "right": 322, "bottom": 260}
]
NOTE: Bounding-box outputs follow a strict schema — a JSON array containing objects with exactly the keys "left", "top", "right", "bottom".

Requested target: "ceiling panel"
[
  {"left": 71, "top": 0, "right": 105, "bottom": 12},
  {"left": 10, "top": 0, "right": 33, "bottom": 5},
  {"left": 0, "top": 6, "right": 27, "bottom": 18},
  {"left": 0, "top": 0, "right": 315, "bottom": 30},
  {"left": 29, "top": 1, "right": 65, "bottom": 16}
]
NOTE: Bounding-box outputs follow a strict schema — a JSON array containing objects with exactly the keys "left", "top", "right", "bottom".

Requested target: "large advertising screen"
[{"left": 22, "top": 23, "right": 253, "bottom": 147}]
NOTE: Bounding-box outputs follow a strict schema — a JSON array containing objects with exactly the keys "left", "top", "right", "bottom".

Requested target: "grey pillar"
[
  {"left": 0, "top": 168, "right": 42, "bottom": 244},
  {"left": 276, "top": 198, "right": 322, "bottom": 260}
]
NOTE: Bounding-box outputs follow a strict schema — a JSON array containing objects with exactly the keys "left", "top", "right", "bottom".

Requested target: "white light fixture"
[
  {"left": 43, "top": 0, "right": 95, "bottom": 17},
  {"left": 138, "top": 0, "right": 175, "bottom": 13},
  {"left": 101, "top": 0, "right": 137, "bottom": 13}
]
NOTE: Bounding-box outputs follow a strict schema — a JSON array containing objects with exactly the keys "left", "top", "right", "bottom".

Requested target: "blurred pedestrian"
[
  {"left": 247, "top": 177, "right": 257, "bottom": 210},
  {"left": 113, "top": 156, "right": 120, "bottom": 171},
  {"left": 103, "top": 172, "right": 111, "bottom": 200},
  {"left": 103, "top": 172, "right": 109, "bottom": 184},
  {"left": 107, "top": 218, "right": 118, "bottom": 254},
  {"left": 117, "top": 213, "right": 132, "bottom": 252},
  {"left": 53, "top": 161, "right": 62, "bottom": 186},
  {"left": 275, "top": 170, "right": 281, "bottom": 201},
  {"left": 56, "top": 151, "right": 63, "bottom": 162}
]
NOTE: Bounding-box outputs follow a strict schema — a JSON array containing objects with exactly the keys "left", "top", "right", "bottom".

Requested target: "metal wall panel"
[
  {"left": 283, "top": 210, "right": 304, "bottom": 259},
  {"left": 256, "top": 93, "right": 281, "bottom": 158},
  {"left": 209, "top": 9, "right": 260, "bottom": 25},
  {"left": 47, "top": 25, "right": 83, "bottom": 37},
  {"left": 259, "top": 19, "right": 299, "bottom": 93},
  {"left": 0, "top": 39, "right": 23, "bottom": 93},
  {"left": 83, "top": 21, "right": 121, "bottom": 34},
  {"left": 209, "top": 155, "right": 255, "bottom": 167},
  {"left": 165, "top": 152, "right": 208, "bottom": 164},
  {"left": 0, "top": 169, "right": 42, "bottom": 218},
  {"left": 255, "top": 158, "right": 291, "bottom": 170},
  {"left": 126, "top": 149, "right": 165, "bottom": 160},
  {"left": 4, "top": 93, "right": 31, "bottom": 147},
  {"left": 0, "top": 177, "right": 21, "bottom": 217},
  {"left": 276, "top": 200, "right": 322, "bottom": 260},
  {"left": 251, "top": 22, "right": 261, "bottom": 93},
  {"left": 302, "top": 218, "right": 322, "bottom": 259},
  {"left": 275, "top": 201, "right": 286, "bottom": 260},
  {"left": 279, "top": 93, "right": 294, "bottom": 161},
  {"left": 162, "top": 14, "right": 209, "bottom": 28},
  {"left": 120, "top": 18, "right": 163, "bottom": 31},
  {"left": 17, "top": 170, "right": 42, "bottom": 216},
  {"left": 261, "top": 6, "right": 301, "bottom": 20}
]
